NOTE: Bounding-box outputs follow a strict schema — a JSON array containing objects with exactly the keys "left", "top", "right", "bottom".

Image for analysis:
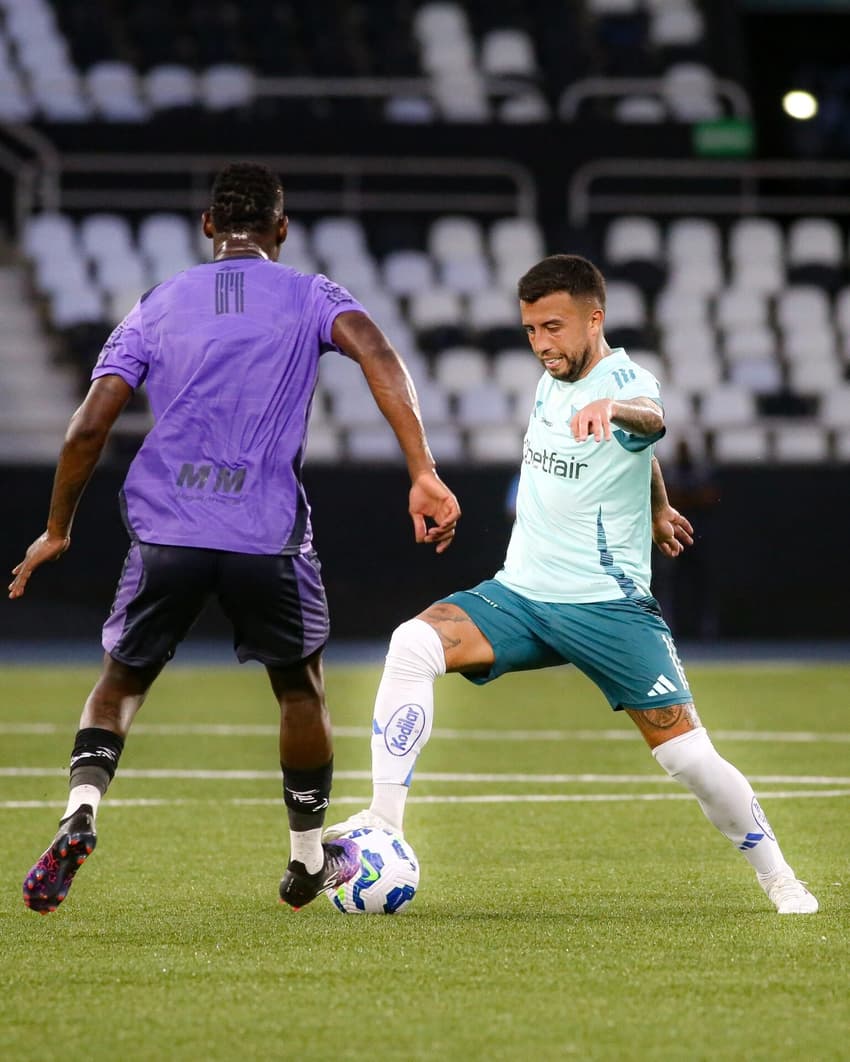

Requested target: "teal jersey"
[{"left": 496, "top": 348, "right": 664, "bottom": 603}]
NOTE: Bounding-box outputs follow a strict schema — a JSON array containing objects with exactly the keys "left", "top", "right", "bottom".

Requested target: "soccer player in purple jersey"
[{"left": 9, "top": 162, "right": 461, "bottom": 914}]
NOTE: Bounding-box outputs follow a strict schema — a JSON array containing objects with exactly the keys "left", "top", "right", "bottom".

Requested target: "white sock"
[
  {"left": 653, "top": 727, "right": 791, "bottom": 879},
  {"left": 368, "top": 619, "right": 446, "bottom": 831},
  {"left": 290, "top": 827, "right": 324, "bottom": 874},
  {"left": 370, "top": 783, "right": 409, "bottom": 833},
  {"left": 62, "top": 784, "right": 102, "bottom": 822}
]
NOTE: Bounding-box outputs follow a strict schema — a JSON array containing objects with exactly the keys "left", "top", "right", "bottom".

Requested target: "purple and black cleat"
[
  {"left": 279, "top": 837, "right": 360, "bottom": 910},
  {"left": 23, "top": 805, "right": 97, "bottom": 914}
]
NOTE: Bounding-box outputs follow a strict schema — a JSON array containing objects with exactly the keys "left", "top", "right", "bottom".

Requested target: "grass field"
[{"left": 1, "top": 660, "right": 848, "bottom": 1061}]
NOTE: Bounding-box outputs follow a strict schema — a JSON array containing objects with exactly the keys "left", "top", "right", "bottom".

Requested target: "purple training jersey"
[{"left": 92, "top": 257, "right": 365, "bottom": 554}]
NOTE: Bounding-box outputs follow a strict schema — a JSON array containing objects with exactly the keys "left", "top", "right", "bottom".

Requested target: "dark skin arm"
[
  {"left": 331, "top": 310, "right": 461, "bottom": 552},
  {"left": 8, "top": 374, "right": 132, "bottom": 599}
]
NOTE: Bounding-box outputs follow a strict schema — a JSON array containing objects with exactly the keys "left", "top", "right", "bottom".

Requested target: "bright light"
[{"left": 782, "top": 90, "right": 818, "bottom": 120}]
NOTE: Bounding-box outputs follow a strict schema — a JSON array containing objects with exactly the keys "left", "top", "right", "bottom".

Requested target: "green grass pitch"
[{"left": 1, "top": 661, "right": 848, "bottom": 1061}]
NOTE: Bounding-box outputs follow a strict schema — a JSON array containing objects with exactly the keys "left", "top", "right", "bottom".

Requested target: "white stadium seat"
[
  {"left": 605, "top": 216, "right": 663, "bottom": 266},
  {"left": 715, "top": 289, "right": 769, "bottom": 330},
  {"left": 480, "top": 28, "right": 539, "bottom": 78},
  {"left": 728, "top": 217, "right": 784, "bottom": 264},
  {"left": 712, "top": 426, "right": 769, "bottom": 463},
  {"left": 787, "top": 217, "right": 843, "bottom": 267},
  {"left": 80, "top": 214, "right": 135, "bottom": 262},
  {"left": 428, "top": 216, "right": 485, "bottom": 263},
  {"left": 303, "top": 426, "right": 342, "bottom": 464},
  {"left": 145, "top": 65, "right": 198, "bottom": 110},
  {"left": 467, "top": 424, "right": 524, "bottom": 463},
  {"left": 198, "top": 64, "right": 255, "bottom": 111},
  {"left": 432, "top": 346, "right": 489, "bottom": 394},
  {"left": 699, "top": 385, "right": 756, "bottom": 429},
  {"left": 455, "top": 382, "right": 513, "bottom": 427},
  {"left": 728, "top": 357, "right": 783, "bottom": 394},
  {"left": 819, "top": 386, "right": 850, "bottom": 429},
  {"left": 86, "top": 61, "right": 148, "bottom": 122},
  {"left": 347, "top": 424, "right": 406, "bottom": 463},
  {"left": 776, "top": 286, "right": 832, "bottom": 331},
  {"left": 489, "top": 217, "right": 545, "bottom": 271},
  {"left": 722, "top": 324, "right": 777, "bottom": 362},
  {"left": 382, "top": 250, "right": 435, "bottom": 298},
  {"left": 772, "top": 422, "right": 830, "bottom": 463}
]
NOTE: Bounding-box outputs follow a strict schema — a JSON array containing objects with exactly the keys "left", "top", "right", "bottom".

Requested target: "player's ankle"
[
  {"left": 370, "top": 783, "right": 407, "bottom": 832},
  {"left": 289, "top": 826, "right": 324, "bottom": 874}
]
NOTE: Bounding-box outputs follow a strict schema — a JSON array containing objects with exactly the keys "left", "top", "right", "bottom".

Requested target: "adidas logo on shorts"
[{"left": 646, "top": 673, "right": 677, "bottom": 697}]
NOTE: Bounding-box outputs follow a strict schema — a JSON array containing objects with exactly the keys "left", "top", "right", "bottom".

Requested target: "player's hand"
[
  {"left": 8, "top": 531, "right": 70, "bottom": 599},
  {"left": 652, "top": 507, "right": 694, "bottom": 558},
  {"left": 570, "top": 399, "right": 615, "bottom": 443},
  {"left": 409, "top": 471, "right": 461, "bottom": 554}
]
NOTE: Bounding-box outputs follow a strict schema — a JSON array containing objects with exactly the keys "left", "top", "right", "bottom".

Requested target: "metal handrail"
[
  {"left": 253, "top": 75, "right": 535, "bottom": 98},
  {"left": 558, "top": 75, "right": 752, "bottom": 121},
  {"left": 568, "top": 157, "right": 850, "bottom": 225},
  {"left": 52, "top": 152, "right": 539, "bottom": 219}
]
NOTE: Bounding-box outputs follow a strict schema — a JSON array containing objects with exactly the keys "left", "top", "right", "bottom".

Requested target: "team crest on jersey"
[{"left": 317, "top": 278, "right": 351, "bottom": 304}]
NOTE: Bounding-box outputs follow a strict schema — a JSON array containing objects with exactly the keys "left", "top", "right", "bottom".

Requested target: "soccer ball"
[{"left": 328, "top": 827, "right": 419, "bottom": 915}]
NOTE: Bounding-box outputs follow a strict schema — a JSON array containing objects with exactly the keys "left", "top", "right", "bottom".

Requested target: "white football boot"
[
  {"left": 323, "top": 809, "right": 400, "bottom": 841},
  {"left": 761, "top": 871, "right": 819, "bottom": 914}
]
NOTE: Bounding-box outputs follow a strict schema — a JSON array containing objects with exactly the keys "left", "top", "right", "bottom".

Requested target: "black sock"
[
  {"left": 281, "top": 759, "right": 333, "bottom": 832},
  {"left": 69, "top": 727, "right": 125, "bottom": 793}
]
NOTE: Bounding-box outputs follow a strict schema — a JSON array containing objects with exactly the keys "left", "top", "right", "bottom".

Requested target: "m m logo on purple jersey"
[{"left": 177, "top": 464, "right": 245, "bottom": 493}]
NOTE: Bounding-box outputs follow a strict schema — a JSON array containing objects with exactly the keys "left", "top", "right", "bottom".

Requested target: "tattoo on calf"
[
  {"left": 640, "top": 703, "right": 700, "bottom": 732},
  {"left": 645, "top": 706, "right": 686, "bottom": 730}
]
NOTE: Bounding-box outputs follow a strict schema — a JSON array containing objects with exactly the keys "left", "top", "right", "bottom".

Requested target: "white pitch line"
[
  {"left": 3, "top": 767, "right": 850, "bottom": 785},
  {"left": 2, "top": 789, "right": 850, "bottom": 812},
  {"left": 3, "top": 722, "right": 850, "bottom": 744}
]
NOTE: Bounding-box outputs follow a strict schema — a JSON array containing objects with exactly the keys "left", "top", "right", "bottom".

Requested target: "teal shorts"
[{"left": 440, "top": 579, "right": 692, "bottom": 712}]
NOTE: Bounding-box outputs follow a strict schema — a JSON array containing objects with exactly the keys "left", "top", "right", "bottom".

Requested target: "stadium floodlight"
[{"left": 782, "top": 89, "right": 818, "bottom": 120}]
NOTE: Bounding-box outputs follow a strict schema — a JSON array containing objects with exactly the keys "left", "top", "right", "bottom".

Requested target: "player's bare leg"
[
  {"left": 627, "top": 703, "right": 818, "bottom": 914},
  {"left": 23, "top": 654, "right": 159, "bottom": 914},
  {"left": 324, "top": 603, "right": 494, "bottom": 840},
  {"left": 270, "top": 650, "right": 359, "bottom": 908}
]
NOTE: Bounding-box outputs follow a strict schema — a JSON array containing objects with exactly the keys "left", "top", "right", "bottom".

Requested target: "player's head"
[
  {"left": 518, "top": 255, "right": 606, "bottom": 382},
  {"left": 203, "top": 162, "right": 288, "bottom": 258}
]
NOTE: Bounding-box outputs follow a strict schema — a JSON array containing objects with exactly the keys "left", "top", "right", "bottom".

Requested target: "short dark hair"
[
  {"left": 517, "top": 254, "right": 606, "bottom": 310},
  {"left": 210, "top": 162, "right": 284, "bottom": 234}
]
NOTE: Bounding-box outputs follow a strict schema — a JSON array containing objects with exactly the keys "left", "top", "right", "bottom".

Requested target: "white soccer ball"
[{"left": 328, "top": 827, "right": 419, "bottom": 915}]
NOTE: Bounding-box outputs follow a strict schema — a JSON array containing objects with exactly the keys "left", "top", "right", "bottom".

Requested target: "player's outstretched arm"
[
  {"left": 331, "top": 311, "right": 461, "bottom": 552},
  {"left": 651, "top": 455, "right": 694, "bottom": 558},
  {"left": 8, "top": 374, "right": 132, "bottom": 599},
  {"left": 570, "top": 396, "right": 664, "bottom": 443}
]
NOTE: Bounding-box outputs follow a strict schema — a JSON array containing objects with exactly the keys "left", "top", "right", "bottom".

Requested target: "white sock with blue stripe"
[
  {"left": 652, "top": 727, "right": 791, "bottom": 878},
  {"left": 368, "top": 619, "right": 446, "bottom": 831}
]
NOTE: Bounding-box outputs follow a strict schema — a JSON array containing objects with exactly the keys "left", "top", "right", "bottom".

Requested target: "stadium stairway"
[{"left": 0, "top": 265, "right": 76, "bottom": 461}]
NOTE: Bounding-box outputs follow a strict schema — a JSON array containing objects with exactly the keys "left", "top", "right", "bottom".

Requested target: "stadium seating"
[
  {"left": 0, "top": 0, "right": 732, "bottom": 126},
  {"left": 0, "top": 0, "right": 840, "bottom": 466},
  {"left": 11, "top": 202, "right": 850, "bottom": 464}
]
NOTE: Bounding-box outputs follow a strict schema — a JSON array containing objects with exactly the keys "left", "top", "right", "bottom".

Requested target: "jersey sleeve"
[
  {"left": 310, "top": 274, "right": 368, "bottom": 346},
  {"left": 604, "top": 363, "right": 665, "bottom": 452},
  {"left": 90, "top": 300, "right": 148, "bottom": 389},
  {"left": 603, "top": 362, "right": 662, "bottom": 404}
]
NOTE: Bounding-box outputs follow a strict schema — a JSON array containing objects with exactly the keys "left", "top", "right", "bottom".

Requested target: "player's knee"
[
  {"left": 652, "top": 725, "right": 715, "bottom": 779},
  {"left": 385, "top": 618, "right": 446, "bottom": 681}
]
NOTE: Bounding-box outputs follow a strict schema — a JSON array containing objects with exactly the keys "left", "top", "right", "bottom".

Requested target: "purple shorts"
[{"left": 102, "top": 542, "right": 329, "bottom": 669}]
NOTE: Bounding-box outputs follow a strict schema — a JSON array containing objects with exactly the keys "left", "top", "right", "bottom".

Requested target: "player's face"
[{"left": 520, "top": 292, "right": 603, "bottom": 382}]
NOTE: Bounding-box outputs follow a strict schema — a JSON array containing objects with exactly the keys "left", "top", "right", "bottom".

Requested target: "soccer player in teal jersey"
[{"left": 328, "top": 254, "right": 818, "bottom": 915}]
